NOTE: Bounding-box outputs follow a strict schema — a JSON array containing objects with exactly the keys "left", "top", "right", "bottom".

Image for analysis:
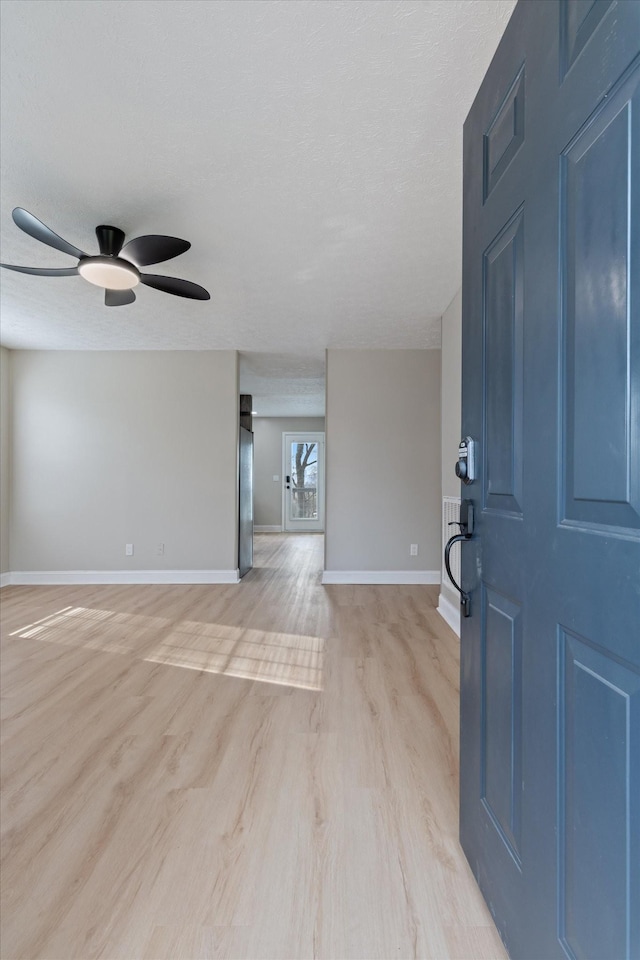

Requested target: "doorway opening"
[{"left": 238, "top": 352, "right": 326, "bottom": 575}]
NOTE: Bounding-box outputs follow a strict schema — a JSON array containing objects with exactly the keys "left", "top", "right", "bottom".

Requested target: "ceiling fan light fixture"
[
  {"left": 78, "top": 256, "right": 140, "bottom": 290},
  {"left": 3, "top": 208, "right": 210, "bottom": 303}
]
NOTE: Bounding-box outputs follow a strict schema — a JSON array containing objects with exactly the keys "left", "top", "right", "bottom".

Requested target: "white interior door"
[{"left": 282, "top": 433, "right": 324, "bottom": 532}]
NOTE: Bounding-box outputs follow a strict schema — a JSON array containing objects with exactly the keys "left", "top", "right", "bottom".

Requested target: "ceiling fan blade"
[
  {"left": 121, "top": 235, "right": 191, "bottom": 266},
  {"left": 140, "top": 273, "right": 210, "bottom": 300},
  {"left": 12, "top": 207, "right": 86, "bottom": 260},
  {"left": 0, "top": 262, "right": 79, "bottom": 277},
  {"left": 105, "top": 288, "right": 136, "bottom": 307}
]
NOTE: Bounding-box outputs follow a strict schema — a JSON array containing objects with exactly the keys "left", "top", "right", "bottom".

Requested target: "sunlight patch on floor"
[
  {"left": 9, "top": 606, "right": 324, "bottom": 691},
  {"left": 147, "top": 621, "right": 324, "bottom": 690}
]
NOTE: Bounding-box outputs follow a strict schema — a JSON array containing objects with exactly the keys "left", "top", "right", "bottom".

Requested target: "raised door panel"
[
  {"left": 483, "top": 208, "right": 524, "bottom": 517},
  {"left": 560, "top": 0, "right": 614, "bottom": 78},
  {"left": 559, "top": 630, "right": 640, "bottom": 959},
  {"left": 561, "top": 64, "right": 639, "bottom": 532},
  {"left": 483, "top": 67, "right": 525, "bottom": 201},
  {"left": 481, "top": 586, "right": 523, "bottom": 866}
]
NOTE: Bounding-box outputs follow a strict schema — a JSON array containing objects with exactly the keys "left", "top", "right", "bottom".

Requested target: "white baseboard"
[
  {"left": 6, "top": 569, "right": 240, "bottom": 586},
  {"left": 437, "top": 588, "right": 461, "bottom": 637},
  {"left": 0, "top": 572, "right": 10, "bottom": 589},
  {"left": 254, "top": 525, "right": 282, "bottom": 533},
  {"left": 322, "top": 570, "right": 440, "bottom": 585}
]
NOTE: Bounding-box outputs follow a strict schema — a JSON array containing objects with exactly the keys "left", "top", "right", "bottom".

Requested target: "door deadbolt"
[{"left": 455, "top": 437, "right": 477, "bottom": 485}]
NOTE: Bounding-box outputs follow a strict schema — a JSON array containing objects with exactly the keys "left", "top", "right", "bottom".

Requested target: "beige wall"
[
  {"left": 325, "top": 349, "right": 441, "bottom": 573},
  {"left": 10, "top": 351, "right": 239, "bottom": 574},
  {"left": 441, "top": 289, "right": 462, "bottom": 499},
  {"left": 253, "top": 417, "right": 325, "bottom": 527},
  {"left": 439, "top": 289, "right": 463, "bottom": 628},
  {"left": 1, "top": 347, "right": 11, "bottom": 575}
]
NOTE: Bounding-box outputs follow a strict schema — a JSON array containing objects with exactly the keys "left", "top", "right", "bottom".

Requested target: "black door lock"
[{"left": 444, "top": 499, "right": 474, "bottom": 617}]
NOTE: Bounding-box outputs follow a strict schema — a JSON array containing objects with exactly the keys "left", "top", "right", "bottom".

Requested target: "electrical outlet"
[
  {"left": 273, "top": 474, "right": 280, "bottom": 482},
  {"left": 125, "top": 543, "right": 134, "bottom": 557},
  {"left": 410, "top": 543, "right": 418, "bottom": 556},
  {"left": 157, "top": 542, "right": 164, "bottom": 556}
]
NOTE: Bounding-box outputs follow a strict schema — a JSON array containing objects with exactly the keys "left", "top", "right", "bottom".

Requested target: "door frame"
[
  {"left": 282, "top": 432, "right": 325, "bottom": 532},
  {"left": 238, "top": 425, "right": 253, "bottom": 578}
]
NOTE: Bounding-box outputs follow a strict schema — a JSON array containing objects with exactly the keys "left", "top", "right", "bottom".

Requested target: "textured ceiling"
[
  {"left": 0, "top": 0, "right": 515, "bottom": 412},
  {"left": 240, "top": 352, "right": 326, "bottom": 417}
]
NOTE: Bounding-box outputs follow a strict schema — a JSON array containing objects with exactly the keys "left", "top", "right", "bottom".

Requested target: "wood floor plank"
[{"left": 0, "top": 534, "right": 506, "bottom": 959}]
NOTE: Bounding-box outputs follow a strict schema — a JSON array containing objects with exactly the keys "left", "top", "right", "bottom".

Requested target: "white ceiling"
[
  {"left": 240, "top": 352, "right": 326, "bottom": 417},
  {"left": 0, "top": 0, "right": 515, "bottom": 413}
]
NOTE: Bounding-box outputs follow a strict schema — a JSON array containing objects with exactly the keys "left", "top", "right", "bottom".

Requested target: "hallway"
[{"left": 0, "top": 534, "right": 505, "bottom": 959}]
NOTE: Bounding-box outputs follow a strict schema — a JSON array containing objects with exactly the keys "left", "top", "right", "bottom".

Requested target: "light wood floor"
[{"left": 0, "top": 534, "right": 506, "bottom": 960}]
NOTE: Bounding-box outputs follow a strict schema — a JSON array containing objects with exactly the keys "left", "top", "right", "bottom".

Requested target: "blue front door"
[{"left": 459, "top": 2, "right": 640, "bottom": 957}]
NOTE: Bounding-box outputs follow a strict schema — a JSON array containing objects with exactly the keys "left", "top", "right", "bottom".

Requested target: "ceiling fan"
[{"left": 0, "top": 207, "right": 210, "bottom": 306}]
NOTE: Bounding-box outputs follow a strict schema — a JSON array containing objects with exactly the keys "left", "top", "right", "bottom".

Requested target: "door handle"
[
  {"left": 445, "top": 534, "right": 472, "bottom": 617},
  {"left": 444, "top": 499, "right": 474, "bottom": 618}
]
